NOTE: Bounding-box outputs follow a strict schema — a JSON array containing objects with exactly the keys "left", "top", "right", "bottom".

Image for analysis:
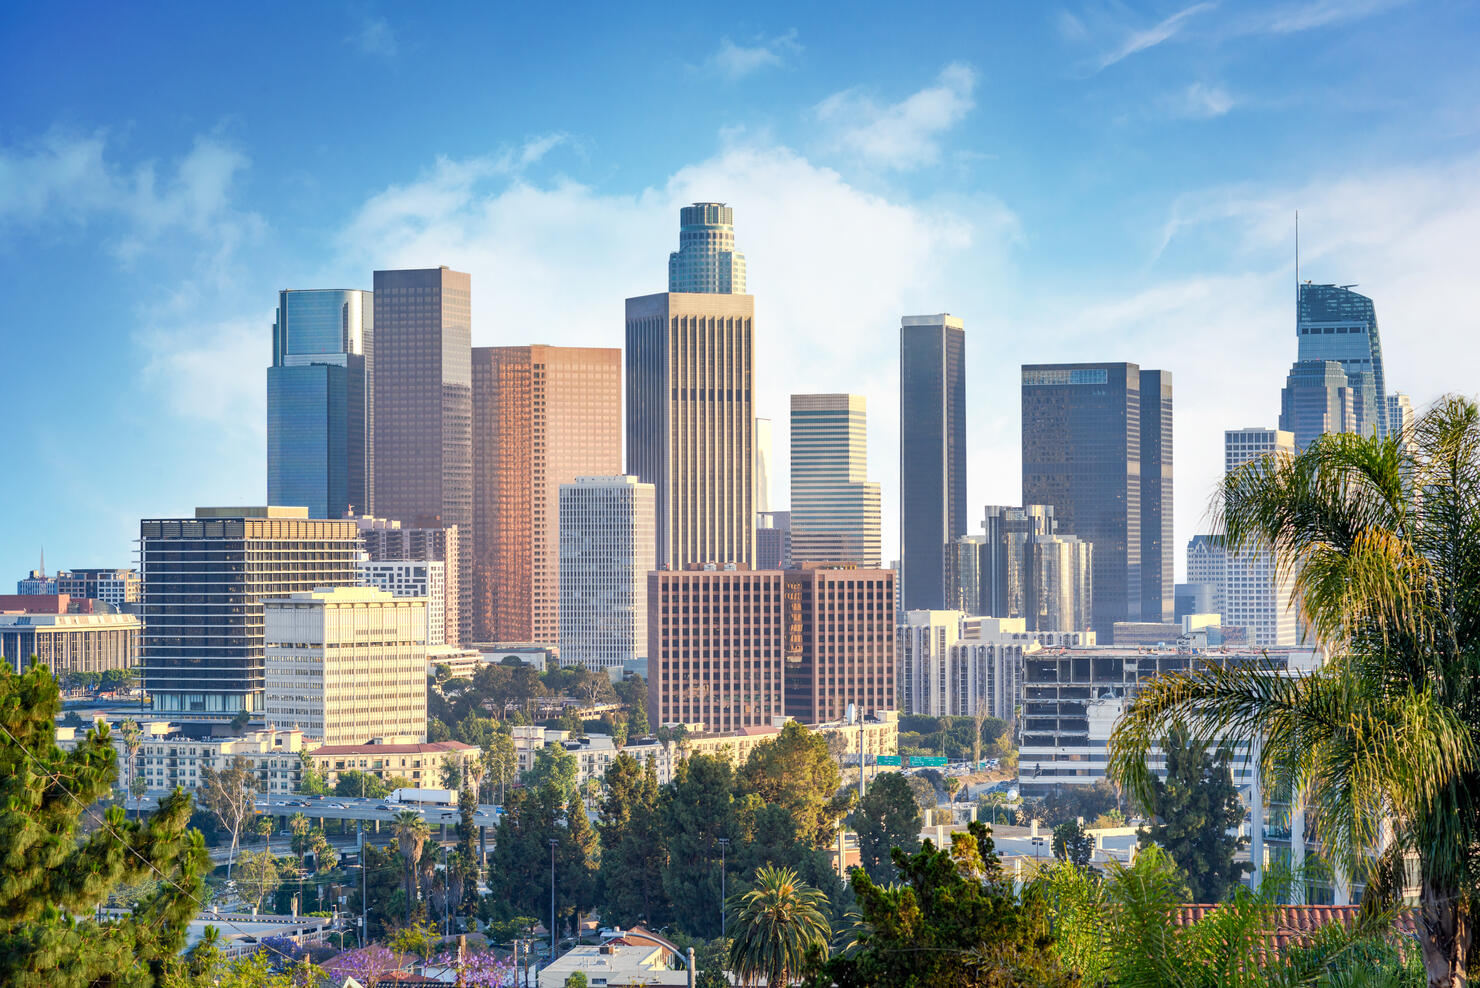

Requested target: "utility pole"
[
  {"left": 549, "top": 837, "right": 559, "bottom": 957},
  {"left": 359, "top": 820, "right": 368, "bottom": 947},
  {"left": 717, "top": 837, "right": 731, "bottom": 938}
]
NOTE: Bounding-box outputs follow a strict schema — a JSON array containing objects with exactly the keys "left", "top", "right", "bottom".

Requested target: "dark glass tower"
[
  {"left": 1021, "top": 362, "right": 1173, "bottom": 640},
  {"left": 1296, "top": 283, "right": 1386, "bottom": 438},
  {"left": 266, "top": 289, "right": 373, "bottom": 518},
  {"left": 899, "top": 314, "right": 966, "bottom": 611}
]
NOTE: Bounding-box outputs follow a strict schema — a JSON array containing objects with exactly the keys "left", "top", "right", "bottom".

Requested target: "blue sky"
[{"left": 3, "top": 0, "right": 1478, "bottom": 581}]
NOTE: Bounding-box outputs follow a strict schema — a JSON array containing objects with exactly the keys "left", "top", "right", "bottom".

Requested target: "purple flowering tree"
[
  {"left": 324, "top": 943, "right": 406, "bottom": 985},
  {"left": 427, "top": 948, "right": 516, "bottom": 987}
]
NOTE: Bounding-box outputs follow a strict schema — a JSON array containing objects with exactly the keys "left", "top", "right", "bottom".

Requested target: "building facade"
[
  {"left": 140, "top": 508, "right": 360, "bottom": 720},
  {"left": 1021, "top": 362, "right": 1173, "bottom": 640},
  {"left": 267, "top": 288, "right": 374, "bottom": 519},
  {"left": 756, "top": 511, "right": 792, "bottom": 571},
  {"left": 1223, "top": 428, "right": 1298, "bottom": 647},
  {"left": 755, "top": 416, "right": 774, "bottom": 515},
  {"left": 305, "top": 739, "right": 480, "bottom": 790},
  {"left": 1279, "top": 360, "right": 1355, "bottom": 451},
  {"left": 371, "top": 266, "right": 473, "bottom": 638},
  {"left": 56, "top": 724, "right": 315, "bottom": 796},
  {"left": 471, "top": 345, "right": 622, "bottom": 643},
  {"left": 357, "top": 516, "right": 462, "bottom": 646},
  {"left": 0, "top": 610, "right": 140, "bottom": 675},
  {"left": 558, "top": 476, "right": 656, "bottom": 675},
  {"left": 781, "top": 566, "right": 896, "bottom": 725},
  {"left": 900, "top": 314, "right": 966, "bottom": 611},
  {"left": 16, "top": 568, "right": 142, "bottom": 606},
  {"left": 789, "top": 394, "right": 881, "bottom": 567},
  {"left": 1296, "top": 282, "right": 1388, "bottom": 439},
  {"left": 668, "top": 201, "right": 747, "bottom": 294},
  {"left": 896, "top": 609, "right": 964, "bottom": 717},
  {"left": 356, "top": 558, "right": 446, "bottom": 646}
]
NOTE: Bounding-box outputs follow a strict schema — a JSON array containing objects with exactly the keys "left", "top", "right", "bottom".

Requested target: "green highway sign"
[
  {"left": 909, "top": 755, "right": 948, "bottom": 767},
  {"left": 876, "top": 755, "right": 902, "bottom": 766}
]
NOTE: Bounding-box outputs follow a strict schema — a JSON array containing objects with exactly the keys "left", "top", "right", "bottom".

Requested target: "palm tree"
[
  {"left": 119, "top": 718, "right": 142, "bottom": 810},
  {"left": 1106, "top": 396, "right": 1480, "bottom": 987},
  {"left": 392, "top": 809, "right": 431, "bottom": 923},
  {"left": 727, "top": 865, "right": 831, "bottom": 988}
]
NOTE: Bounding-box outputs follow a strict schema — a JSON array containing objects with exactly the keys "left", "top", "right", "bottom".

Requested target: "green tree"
[
  {"left": 663, "top": 754, "right": 740, "bottom": 939},
  {"left": 235, "top": 849, "right": 283, "bottom": 911},
  {"left": 119, "top": 717, "right": 143, "bottom": 808},
  {"left": 392, "top": 809, "right": 431, "bottom": 922},
  {"left": 850, "top": 772, "right": 921, "bottom": 883},
  {"left": 727, "top": 865, "right": 831, "bottom": 988},
  {"left": 481, "top": 730, "right": 518, "bottom": 805},
  {"left": 335, "top": 769, "right": 390, "bottom": 800},
  {"left": 737, "top": 722, "right": 849, "bottom": 849},
  {"left": 524, "top": 742, "right": 579, "bottom": 804},
  {"left": 454, "top": 783, "right": 480, "bottom": 915},
  {"left": 1108, "top": 400, "right": 1480, "bottom": 985},
  {"left": 564, "top": 973, "right": 589, "bottom": 988},
  {"left": 297, "top": 752, "right": 330, "bottom": 796},
  {"left": 0, "top": 664, "right": 210, "bottom": 985},
  {"left": 596, "top": 752, "right": 670, "bottom": 927},
  {"left": 488, "top": 782, "right": 597, "bottom": 940},
  {"left": 1136, "top": 726, "right": 1248, "bottom": 902},
  {"left": 1051, "top": 819, "right": 1093, "bottom": 869},
  {"left": 808, "top": 822, "right": 1072, "bottom": 988},
  {"left": 557, "top": 791, "right": 600, "bottom": 939},
  {"left": 440, "top": 752, "right": 463, "bottom": 790},
  {"left": 201, "top": 754, "right": 260, "bottom": 878}
]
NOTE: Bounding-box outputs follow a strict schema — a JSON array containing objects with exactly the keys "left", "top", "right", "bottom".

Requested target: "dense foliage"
[{"left": 1136, "top": 727, "right": 1248, "bottom": 902}]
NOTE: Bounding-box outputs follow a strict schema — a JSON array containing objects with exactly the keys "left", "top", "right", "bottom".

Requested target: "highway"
[{"left": 253, "top": 793, "right": 505, "bottom": 829}]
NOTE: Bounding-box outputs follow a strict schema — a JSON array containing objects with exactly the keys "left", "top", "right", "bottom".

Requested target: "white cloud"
[
  {"left": 705, "top": 31, "right": 801, "bottom": 81},
  {"left": 1243, "top": 0, "right": 1408, "bottom": 35},
  {"left": 1171, "top": 82, "right": 1235, "bottom": 118},
  {"left": 814, "top": 62, "right": 977, "bottom": 170},
  {"left": 353, "top": 17, "right": 398, "bottom": 56},
  {"left": 1095, "top": 2, "right": 1217, "bottom": 70}
]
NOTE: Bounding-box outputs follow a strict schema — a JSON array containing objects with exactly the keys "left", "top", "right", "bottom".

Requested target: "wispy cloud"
[
  {"left": 704, "top": 30, "right": 801, "bottom": 81},
  {"left": 1243, "top": 0, "right": 1408, "bottom": 35},
  {"left": 1096, "top": 2, "right": 1217, "bottom": 70},
  {"left": 814, "top": 62, "right": 977, "bottom": 170},
  {"left": 352, "top": 17, "right": 398, "bottom": 56},
  {"left": 1170, "top": 81, "right": 1235, "bottom": 119}
]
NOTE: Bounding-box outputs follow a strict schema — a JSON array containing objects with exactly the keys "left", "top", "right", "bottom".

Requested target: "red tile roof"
[
  {"left": 1173, "top": 904, "right": 1417, "bottom": 953},
  {"left": 312, "top": 741, "right": 476, "bottom": 756}
]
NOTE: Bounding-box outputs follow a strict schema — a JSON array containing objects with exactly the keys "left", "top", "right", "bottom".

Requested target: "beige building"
[
  {"left": 306, "top": 739, "right": 480, "bottom": 790},
  {"left": 471, "top": 345, "right": 622, "bottom": 643},
  {"left": 1, "top": 609, "right": 139, "bottom": 675},
  {"left": 264, "top": 587, "right": 428, "bottom": 746},
  {"left": 790, "top": 394, "right": 882, "bottom": 567},
  {"left": 56, "top": 724, "right": 314, "bottom": 795}
]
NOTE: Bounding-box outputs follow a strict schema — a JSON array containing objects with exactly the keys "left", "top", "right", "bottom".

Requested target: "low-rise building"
[
  {"left": 55, "top": 724, "right": 314, "bottom": 795},
  {"left": 0, "top": 607, "right": 140, "bottom": 676},
  {"left": 538, "top": 929, "right": 689, "bottom": 987},
  {"left": 305, "top": 739, "right": 480, "bottom": 790}
]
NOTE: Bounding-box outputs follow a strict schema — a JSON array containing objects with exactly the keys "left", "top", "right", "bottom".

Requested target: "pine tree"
[
  {"left": 0, "top": 664, "right": 210, "bottom": 986},
  {"left": 558, "top": 792, "right": 599, "bottom": 939},
  {"left": 596, "top": 752, "right": 670, "bottom": 927},
  {"left": 1137, "top": 725, "right": 1249, "bottom": 901},
  {"left": 662, "top": 754, "right": 740, "bottom": 939},
  {"left": 850, "top": 772, "right": 921, "bottom": 883},
  {"left": 455, "top": 783, "right": 481, "bottom": 915}
]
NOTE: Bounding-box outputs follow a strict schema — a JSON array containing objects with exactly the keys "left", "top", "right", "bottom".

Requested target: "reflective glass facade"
[
  {"left": 668, "top": 202, "right": 746, "bottom": 294},
  {"left": 1296, "top": 283, "right": 1387, "bottom": 438},
  {"left": 899, "top": 315, "right": 966, "bottom": 610},
  {"left": 790, "top": 394, "right": 881, "bottom": 567}
]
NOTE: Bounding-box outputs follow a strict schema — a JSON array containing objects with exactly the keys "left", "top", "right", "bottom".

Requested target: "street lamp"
[
  {"left": 549, "top": 837, "right": 559, "bottom": 957},
  {"left": 717, "top": 837, "right": 731, "bottom": 938}
]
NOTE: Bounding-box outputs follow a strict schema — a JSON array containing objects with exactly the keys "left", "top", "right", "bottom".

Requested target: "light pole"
[
  {"left": 717, "top": 837, "right": 731, "bottom": 938},
  {"left": 549, "top": 837, "right": 559, "bottom": 958}
]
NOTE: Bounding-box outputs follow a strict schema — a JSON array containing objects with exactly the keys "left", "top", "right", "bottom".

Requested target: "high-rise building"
[
  {"left": 756, "top": 511, "right": 792, "bottom": 570},
  {"left": 17, "top": 568, "right": 141, "bottom": 606},
  {"left": 646, "top": 563, "right": 894, "bottom": 731},
  {"left": 896, "top": 609, "right": 964, "bottom": 717},
  {"left": 947, "top": 536, "right": 986, "bottom": 615},
  {"left": 1297, "top": 282, "right": 1387, "bottom": 438},
  {"left": 971, "top": 508, "right": 1092, "bottom": 633},
  {"left": 1388, "top": 392, "right": 1416, "bottom": 443},
  {"left": 372, "top": 267, "right": 473, "bottom": 639},
  {"left": 1222, "top": 428, "right": 1298, "bottom": 647},
  {"left": 627, "top": 209, "right": 754, "bottom": 568},
  {"left": 1028, "top": 533, "right": 1094, "bottom": 633},
  {"left": 357, "top": 559, "right": 446, "bottom": 646},
  {"left": 789, "top": 394, "right": 881, "bottom": 567},
  {"left": 558, "top": 476, "right": 656, "bottom": 675},
  {"left": 668, "top": 202, "right": 747, "bottom": 294},
  {"left": 140, "top": 507, "right": 360, "bottom": 720},
  {"left": 1279, "top": 360, "right": 1355, "bottom": 451},
  {"left": 899, "top": 314, "right": 966, "bottom": 611},
  {"left": 267, "top": 289, "right": 374, "bottom": 519},
  {"left": 1021, "top": 363, "right": 1173, "bottom": 641},
  {"left": 356, "top": 517, "right": 463, "bottom": 646},
  {"left": 754, "top": 417, "right": 774, "bottom": 515},
  {"left": 264, "top": 587, "right": 427, "bottom": 746},
  {"left": 472, "top": 345, "right": 622, "bottom": 642},
  {"left": 1185, "top": 535, "right": 1225, "bottom": 615}
]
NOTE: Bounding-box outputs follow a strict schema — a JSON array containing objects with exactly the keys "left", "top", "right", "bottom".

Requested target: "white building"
[
  {"left": 897, "top": 610, "right": 963, "bottom": 716},
  {"left": 357, "top": 558, "right": 445, "bottom": 646},
  {"left": 56, "top": 723, "right": 315, "bottom": 796},
  {"left": 264, "top": 587, "right": 427, "bottom": 746},
  {"left": 558, "top": 476, "right": 656, "bottom": 675},
  {"left": 1223, "top": 428, "right": 1298, "bottom": 647}
]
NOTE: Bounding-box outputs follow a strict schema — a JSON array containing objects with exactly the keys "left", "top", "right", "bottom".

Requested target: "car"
[{"left": 375, "top": 804, "right": 391, "bottom": 811}]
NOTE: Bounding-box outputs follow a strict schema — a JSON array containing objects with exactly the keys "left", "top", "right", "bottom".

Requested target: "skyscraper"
[
  {"left": 356, "top": 516, "right": 462, "bottom": 646},
  {"left": 1297, "top": 282, "right": 1387, "bottom": 438},
  {"left": 267, "top": 289, "right": 374, "bottom": 519},
  {"left": 140, "top": 507, "right": 360, "bottom": 721},
  {"left": 974, "top": 506, "right": 1092, "bottom": 633},
  {"left": 1223, "top": 428, "right": 1297, "bottom": 647},
  {"left": 668, "top": 202, "right": 747, "bottom": 294},
  {"left": 1279, "top": 360, "right": 1355, "bottom": 451},
  {"left": 754, "top": 417, "right": 774, "bottom": 515},
  {"left": 789, "top": 394, "right": 881, "bottom": 567},
  {"left": 558, "top": 476, "right": 656, "bottom": 675},
  {"left": 627, "top": 207, "right": 755, "bottom": 568},
  {"left": 1388, "top": 392, "right": 1416, "bottom": 442},
  {"left": 471, "top": 345, "right": 622, "bottom": 642},
  {"left": 372, "top": 267, "right": 473, "bottom": 638},
  {"left": 1021, "top": 362, "right": 1173, "bottom": 640},
  {"left": 781, "top": 566, "right": 896, "bottom": 726},
  {"left": 756, "top": 510, "right": 792, "bottom": 570},
  {"left": 899, "top": 314, "right": 966, "bottom": 611}
]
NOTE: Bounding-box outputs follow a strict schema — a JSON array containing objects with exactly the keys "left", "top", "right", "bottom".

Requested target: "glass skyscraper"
[
  {"left": 1279, "top": 359, "right": 1354, "bottom": 451},
  {"left": 668, "top": 202, "right": 746, "bottom": 294},
  {"left": 899, "top": 314, "right": 966, "bottom": 611},
  {"left": 1293, "top": 282, "right": 1387, "bottom": 438},
  {"left": 267, "top": 289, "right": 373, "bottom": 518},
  {"left": 789, "top": 393, "right": 881, "bottom": 567}
]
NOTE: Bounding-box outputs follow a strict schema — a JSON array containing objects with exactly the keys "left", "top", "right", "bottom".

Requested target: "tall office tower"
[
  {"left": 627, "top": 208, "right": 755, "bottom": 568},
  {"left": 668, "top": 202, "right": 747, "bottom": 294},
  {"left": 896, "top": 609, "right": 964, "bottom": 716},
  {"left": 790, "top": 394, "right": 882, "bottom": 566},
  {"left": 264, "top": 587, "right": 428, "bottom": 746},
  {"left": 1222, "top": 428, "right": 1298, "bottom": 647},
  {"left": 1279, "top": 360, "right": 1355, "bottom": 451},
  {"left": 1028, "top": 533, "right": 1094, "bottom": 633},
  {"left": 1185, "top": 534, "right": 1225, "bottom": 614},
  {"left": 372, "top": 266, "right": 473, "bottom": 640},
  {"left": 899, "top": 314, "right": 966, "bottom": 611},
  {"left": 755, "top": 417, "right": 774, "bottom": 514},
  {"left": 140, "top": 508, "right": 360, "bottom": 721},
  {"left": 267, "top": 289, "right": 374, "bottom": 519},
  {"left": 1022, "top": 363, "right": 1173, "bottom": 641},
  {"left": 980, "top": 505, "right": 1057, "bottom": 621},
  {"left": 357, "top": 558, "right": 446, "bottom": 646},
  {"left": 559, "top": 476, "right": 656, "bottom": 675},
  {"left": 756, "top": 510, "right": 792, "bottom": 570},
  {"left": 1388, "top": 393, "right": 1416, "bottom": 442},
  {"left": 782, "top": 566, "right": 896, "bottom": 725},
  {"left": 356, "top": 517, "right": 462, "bottom": 646},
  {"left": 647, "top": 567, "right": 783, "bottom": 732},
  {"left": 472, "top": 346, "right": 622, "bottom": 642},
  {"left": 1297, "top": 282, "right": 1387, "bottom": 438},
  {"left": 947, "top": 536, "right": 986, "bottom": 614}
]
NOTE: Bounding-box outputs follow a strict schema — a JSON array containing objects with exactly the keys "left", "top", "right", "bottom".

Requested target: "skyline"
[{"left": 5, "top": 1, "right": 1480, "bottom": 580}]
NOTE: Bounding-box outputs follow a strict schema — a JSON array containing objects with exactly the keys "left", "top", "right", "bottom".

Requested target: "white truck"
[{"left": 388, "top": 787, "right": 456, "bottom": 806}]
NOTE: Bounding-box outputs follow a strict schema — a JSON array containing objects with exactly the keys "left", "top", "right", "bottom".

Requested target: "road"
[{"left": 137, "top": 792, "right": 505, "bottom": 830}]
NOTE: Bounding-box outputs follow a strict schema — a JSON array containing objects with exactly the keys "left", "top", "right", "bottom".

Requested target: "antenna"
[{"left": 1294, "top": 209, "right": 1300, "bottom": 309}]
